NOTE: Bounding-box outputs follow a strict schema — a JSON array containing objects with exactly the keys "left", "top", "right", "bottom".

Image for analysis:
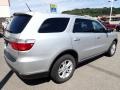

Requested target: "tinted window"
[
  {"left": 7, "top": 15, "right": 32, "bottom": 33},
  {"left": 92, "top": 21, "right": 105, "bottom": 32},
  {"left": 38, "top": 18, "right": 69, "bottom": 33},
  {"left": 73, "top": 19, "right": 93, "bottom": 33}
]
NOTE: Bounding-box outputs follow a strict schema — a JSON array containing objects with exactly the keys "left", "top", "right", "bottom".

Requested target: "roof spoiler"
[{"left": 13, "top": 13, "right": 32, "bottom": 16}]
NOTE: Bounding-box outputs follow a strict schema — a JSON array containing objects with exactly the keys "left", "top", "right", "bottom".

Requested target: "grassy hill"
[{"left": 62, "top": 7, "right": 120, "bottom": 17}]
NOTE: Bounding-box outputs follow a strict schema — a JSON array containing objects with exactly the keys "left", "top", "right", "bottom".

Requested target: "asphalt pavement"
[{"left": 0, "top": 33, "right": 120, "bottom": 90}]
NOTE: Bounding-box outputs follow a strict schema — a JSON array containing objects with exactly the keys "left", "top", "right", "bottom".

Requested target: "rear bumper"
[
  {"left": 4, "top": 50, "right": 51, "bottom": 78},
  {"left": 18, "top": 72, "right": 49, "bottom": 79},
  {"left": 6, "top": 60, "right": 49, "bottom": 79}
]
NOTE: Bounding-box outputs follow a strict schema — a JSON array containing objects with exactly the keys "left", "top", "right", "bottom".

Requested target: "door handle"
[
  {"left": 74, "top": 38, "right": 80, "bottom": 41},
  {"left": 97, "top": 37, "right": 101, "bottom": 39}
]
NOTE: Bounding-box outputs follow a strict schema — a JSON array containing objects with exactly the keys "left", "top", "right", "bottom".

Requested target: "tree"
[{"left": 62, "top": 7, "right": 120, "bottom": 17}]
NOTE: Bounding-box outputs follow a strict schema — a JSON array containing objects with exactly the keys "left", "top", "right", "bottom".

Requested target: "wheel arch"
[
  {"left": 49, "top": 49, "right": 79, "bottom": 72},
  {"left": 113, "top": 38, "right": 118, "bottom": 44},
  {"left": 116, "top": 26, "right": 120, "bottom": 31}
]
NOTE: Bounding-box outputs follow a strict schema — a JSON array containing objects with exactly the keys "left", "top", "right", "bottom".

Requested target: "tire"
[
  {"left": 106, "top": 41, "right": 117, "bottom": 57},
  {"left": 50, "top": 54, "right": 76, "bottom": 84},
  {"left": 116, "top": 27, "right": 120, "bottom": 32}
]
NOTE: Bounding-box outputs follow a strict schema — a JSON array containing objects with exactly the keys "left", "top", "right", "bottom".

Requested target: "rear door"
[
  {"left": 4, "top": 14, "right": 32, "bottom": 58},
  {"left": 71, "top": 18, "right": 97, "bottom": 61}
]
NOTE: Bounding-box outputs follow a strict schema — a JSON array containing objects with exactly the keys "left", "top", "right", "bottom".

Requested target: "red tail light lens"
[{"left": 10, "top": 41, "right": 34, "bottom": 51}]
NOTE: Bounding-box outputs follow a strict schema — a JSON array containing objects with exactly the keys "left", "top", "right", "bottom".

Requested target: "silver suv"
[{"left": 4, "top": 12, "right": 118, "bottom": 83}]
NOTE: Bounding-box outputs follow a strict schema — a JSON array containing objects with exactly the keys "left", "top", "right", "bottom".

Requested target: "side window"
[
  {"left": 73, "top": 19, "right": 93, "bottom": 33},
  {"left": 92, "top": 21, "right": 105, "bottom": 33},
  {"left": 38, "top": 18, "right": 69, "bottom": 33}
]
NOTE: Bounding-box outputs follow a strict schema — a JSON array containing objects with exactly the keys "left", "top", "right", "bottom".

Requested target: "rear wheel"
[
  {"left": 50, "top": 54, "right": 76, "bottom": 83},
  {"left": 106, "top": 41, "right": 117, "bottom": 57}
]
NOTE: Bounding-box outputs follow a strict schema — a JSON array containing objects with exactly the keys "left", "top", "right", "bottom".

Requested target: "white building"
[
  {"left": 0, "top": 0, "right": 10, "bottom": 31},
  {"left": 0, "top": 0, "right": 10, "bottom": 17}
]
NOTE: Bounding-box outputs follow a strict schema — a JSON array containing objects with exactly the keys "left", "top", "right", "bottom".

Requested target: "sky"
[{"left": 10, "top": 0, "right": 120, "bottom": 14}]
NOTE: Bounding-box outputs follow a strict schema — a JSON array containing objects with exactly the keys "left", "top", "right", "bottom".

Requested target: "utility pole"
[{"left": 108, "top": 0, "right": 117, "bottom": 23}]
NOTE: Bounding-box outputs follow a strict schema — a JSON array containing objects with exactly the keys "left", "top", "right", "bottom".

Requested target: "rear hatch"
[{"left": 4, "top": 14, "right": 32, "bottom": 59}]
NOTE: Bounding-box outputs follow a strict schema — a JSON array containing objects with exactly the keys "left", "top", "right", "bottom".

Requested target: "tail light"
[{"left": 9, "top": 39, "right": 35, "bottom": 51}]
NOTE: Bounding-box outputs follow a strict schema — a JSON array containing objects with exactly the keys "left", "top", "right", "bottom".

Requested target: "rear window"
[
  {"left": 7, "top": 15, "right": 32, "bottom": 34},
  {"left": 38, "top": 18, "right": 69, "bottom": 33}
]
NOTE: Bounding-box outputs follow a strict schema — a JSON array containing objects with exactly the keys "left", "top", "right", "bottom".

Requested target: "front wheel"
[
  {"left": 50, "top": 54, "right": 76, "bottom": 84},
  {"left": 106, "top": 41, "right": 117, "bottom": 57},
  {"left": 116, "top": 27, "right": 120, "bottom": 32}
]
